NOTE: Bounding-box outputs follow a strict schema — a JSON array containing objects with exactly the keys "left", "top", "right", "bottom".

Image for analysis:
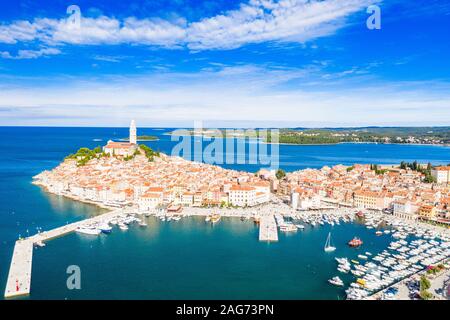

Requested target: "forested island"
[
  {"left": 120, "top": 135, "right": 158, "bottom": 141},
  {"left": 169, "top": 127, "right": 450, "bottom": 146}
]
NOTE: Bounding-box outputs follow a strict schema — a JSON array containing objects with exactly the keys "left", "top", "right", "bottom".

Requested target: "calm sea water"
[{"left": 0, "top": 127, "right": 449, "bottom": 299}]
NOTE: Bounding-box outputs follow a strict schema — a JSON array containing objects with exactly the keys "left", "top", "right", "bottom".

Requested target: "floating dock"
[
  {"left": 259, "top": 215, "right": 278, "bottom": 242},
  {"left": 4, "top": 209, "right": 124, "bottom": 298}
]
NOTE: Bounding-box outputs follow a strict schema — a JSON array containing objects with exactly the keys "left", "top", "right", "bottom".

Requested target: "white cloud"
[
  {"left": 0, "top": 47, "right": 61, "bottom": 59},
  {"left": 0, "top": 65, "right": 449, "bottom": 126},
  {"left": 0, "top": 0, "right": 378, "bottom": 50},
  {"left": 187, "top": 0, "right": 375, "bottom": 49},
  {"left": 0, "top": 20, "right": 39, "bottom": 44}
]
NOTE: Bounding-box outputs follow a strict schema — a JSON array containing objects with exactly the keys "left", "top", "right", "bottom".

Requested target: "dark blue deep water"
[{"left": 0, "top": 127, "right": 449, "bottom": 299}]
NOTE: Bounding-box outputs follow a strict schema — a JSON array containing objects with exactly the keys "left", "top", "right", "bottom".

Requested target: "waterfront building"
[
  {"left": 432, "top": 166, "right": 450, "bottom": 184},
  {"left": 298, "top": 195, "right": 321, "bottom": 210},
  {"left": 353, "top": 190, "right": 392, "bottom": 210},
  {"left": 393, "top": 199, "right": 418, "bottom": 220},
  {"left": 353, "top": 190, "right": 380, "bottom": 209},
  {"left": 291, "top": 192, "right": 299, "bottom": 209},
  {"left": 418, "top": 204, "right": 437, "bottom": 220},
  {"left": 138, "top": 192, "right": 163, "bottom": 211},
  {"left": 229, "top": 185, "right": 257, "bottom": 207}
]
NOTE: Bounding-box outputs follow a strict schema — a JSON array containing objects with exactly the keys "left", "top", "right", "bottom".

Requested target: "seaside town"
[
  {"left": 34, "top": 121, "right": 450, "bottom": 224},
  {"left": 6, "top": 121, "right": 450, "bottom": 301}
]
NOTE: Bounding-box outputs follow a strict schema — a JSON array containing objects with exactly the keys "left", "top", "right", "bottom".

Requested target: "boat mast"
[{"left": 325, "top": 232, "right": 331, "bottom": 249}]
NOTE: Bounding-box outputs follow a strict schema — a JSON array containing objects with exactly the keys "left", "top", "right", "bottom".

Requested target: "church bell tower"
[{"left": 130, "top": 120, "right": 137, "bottom": 145}]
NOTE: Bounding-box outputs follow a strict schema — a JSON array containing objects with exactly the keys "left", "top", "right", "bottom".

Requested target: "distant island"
[
  {"left": 120, "top": 135, "right": 158, "bottom": 141},
  {"left": 168, "top": 127, "right": 450, "bottom": 146}
]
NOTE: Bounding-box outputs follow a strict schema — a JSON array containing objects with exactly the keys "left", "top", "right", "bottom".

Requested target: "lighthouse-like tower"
[{"left": 130, "top": 120, "right": 137, "bottom": 145}]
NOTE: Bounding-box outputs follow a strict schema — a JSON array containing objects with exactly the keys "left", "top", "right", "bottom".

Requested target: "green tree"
[
  {"left": 419, "top": 290, "right": 433, "bottom": 300},
  {"left": 93, "top": 146, "right": 102, "bottom": 154},
  {"left": 275, "top": 169, "right": 286, "bottom": 180},
  {"left": 420, "top": 275, "right": 431, "bottom": 290},
  {"left": 139, "top": 144, "right": 158, "bottom": 162}
]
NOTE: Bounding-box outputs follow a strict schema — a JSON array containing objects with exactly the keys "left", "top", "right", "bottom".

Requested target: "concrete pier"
[
  {"left": 4, "top": 240, "right": 33, "bottom": 298},
  {"left": 4, "top": 209, "right": 124, "bottom": 298},
  {"left": 259, "top": 215, "right": 278, "bottom": 242}
]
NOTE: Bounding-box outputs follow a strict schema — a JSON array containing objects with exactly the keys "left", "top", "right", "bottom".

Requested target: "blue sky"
[{"left": 0, "top": 0, "right": 450, "bottom": 127}]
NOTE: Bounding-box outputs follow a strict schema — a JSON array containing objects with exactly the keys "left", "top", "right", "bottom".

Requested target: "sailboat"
[{"left": 324, "top": 232, "right": 336, "bottom": 252}]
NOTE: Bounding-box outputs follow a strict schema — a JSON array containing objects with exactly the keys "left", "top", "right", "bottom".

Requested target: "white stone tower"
[{"left": 129, "top": 120, "right": 137, "bottom": 144}]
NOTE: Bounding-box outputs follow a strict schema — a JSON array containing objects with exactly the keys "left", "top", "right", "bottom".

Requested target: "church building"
[{"left": 103, "top": 120, "right": 138, "bottom": 157}]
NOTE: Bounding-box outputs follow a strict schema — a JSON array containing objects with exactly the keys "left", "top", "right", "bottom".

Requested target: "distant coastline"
[
  {"left": 166, "top": 131, "right": 450, "bottom": 147},
  {"left": 119, "top": 135, "right": 159, "bottom": 142},
  {"left": 165, "top": 127, "right": 450, "bottom": 147}
]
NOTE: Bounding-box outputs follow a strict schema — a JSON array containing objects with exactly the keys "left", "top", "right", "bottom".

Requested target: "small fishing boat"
[
  {"left": 338, "top": 267, "right": 350, "bottom": 273},
  {"left": 210, "top": 214, "right": 221, "bottom": 224},
  {"left": 139, "top": 220, "right": 147, "bottom": 227},
  {"left": 119, "top": 223, "right": 128, "bottom": 231},
  {"left": 98, "top": 223, "right": 112, "bottom": 234},
  {"left": 348, "top": 237, "right": 363, "bottom": 247},
  {"left": 35, "top": 241, "right": 46, "bottom": 247},
  {"left": 356, "top": 211, "right": 365, "bottom": 218},
  {"left": 280, "top": 224, "right": 297, "bottom": 232}
]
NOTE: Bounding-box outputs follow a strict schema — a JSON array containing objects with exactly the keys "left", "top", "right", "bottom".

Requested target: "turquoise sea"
[{"left": 1, "top": 127, "right": 449, "bottom": 299}]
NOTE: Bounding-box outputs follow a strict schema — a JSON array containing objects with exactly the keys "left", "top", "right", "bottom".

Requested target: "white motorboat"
[
  {"left": 76, "top": 227, "right": 101, "bottom": 235},
  {"left": 328, "top": 276, "right": 344, "bottom": 286},
  {"left": 98, "top": 223, "right": 112, "bottom": 234},
  {"left": 139, "top": 220, "right": 147, "bottom": 227},
  {"left": 119, "top": 223, "right": 129, "bottom": 230}
]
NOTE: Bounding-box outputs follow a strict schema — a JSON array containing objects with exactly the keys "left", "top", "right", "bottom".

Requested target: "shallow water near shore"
[{"left": 1, "top": 127, "right": 450, "bottom": 299}]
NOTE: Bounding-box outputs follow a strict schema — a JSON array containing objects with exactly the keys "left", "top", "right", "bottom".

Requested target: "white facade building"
[
  {"left": 229, "top": 185, "right": 257, "bottom": 207},
  {"left": 393, "top": 199, "right": 417, "bottom": 220},
  {"left": 431, "top": 166, "right": 450, "bottom": 184},
  {"left": 138, "top": 193, "right": 162, "bottom": 211},
  {"left": 291, "top": 192, "right": 299, "bottom": 210}
]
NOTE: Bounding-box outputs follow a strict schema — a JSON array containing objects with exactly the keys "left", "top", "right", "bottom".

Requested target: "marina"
[
  {"left": 4, "top": 208, "right": 127, "bottom": 298},
  {"left": 4, "top": 203, "right": 450, "bottom": 299}
]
